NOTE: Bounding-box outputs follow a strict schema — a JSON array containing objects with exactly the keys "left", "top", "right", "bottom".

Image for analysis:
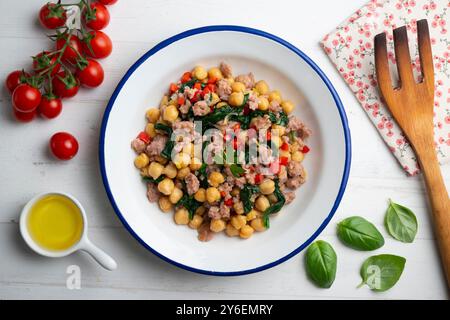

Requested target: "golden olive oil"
[{"left": 27, "top": 194, "right": 83, "bottom": 251}]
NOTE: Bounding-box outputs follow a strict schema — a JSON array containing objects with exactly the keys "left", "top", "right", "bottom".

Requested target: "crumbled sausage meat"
[{"left": 185, "top": 173, "right": 200, "bottom": 195}]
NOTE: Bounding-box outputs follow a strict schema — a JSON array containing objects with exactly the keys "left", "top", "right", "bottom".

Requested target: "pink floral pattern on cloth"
[{"left": 321, "top": 0, "right": 450, "bottom": 176}]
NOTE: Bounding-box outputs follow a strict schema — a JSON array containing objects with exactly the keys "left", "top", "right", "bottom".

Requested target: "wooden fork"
[{"left": 375, "top": 19, "right": 450, "bottom": 288}]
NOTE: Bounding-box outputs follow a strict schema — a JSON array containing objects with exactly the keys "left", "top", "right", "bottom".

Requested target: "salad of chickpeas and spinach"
[{"left": 131, "top": 62, "right": 311, "bottom": 241}]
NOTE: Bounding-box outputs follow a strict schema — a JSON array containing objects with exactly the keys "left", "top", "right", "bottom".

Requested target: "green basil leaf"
[
  {"left": 359, "top": 254, "right": 406, "bottom": 292},
  {"left": 230, "top": 164, "right": 245, "bottom": 177},
  {"left": 305, "top": 240, "right": 337, "bottom": 289},
  {"left": 337, "top": 216, "right": 385, "bottom": 251},
  {"left": 385, "top": 199, "right": 418, "bottom": 243}
]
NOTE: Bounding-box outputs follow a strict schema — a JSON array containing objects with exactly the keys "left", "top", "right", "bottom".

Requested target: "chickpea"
[
  {"left": 259, "top": 179, "right": 275, "bottom": 195},
  {"left": 190, "top": 159, "right": 202, "bottom": 171},
  {"left": 173, "top": 152, "right": 190, "bottom": 169},
  {"left": 292, "top": 151, "right": 305, "bottom": 162},
  {"left": 231, "top": 215, "right": 247, "bottom": 230},
  {"left": 216, "top": 101, "right": 227, "bottom": 109},
  {"left": 163, "top": 105, "right": 179, "bottom": 123},
  {"left": 192, "top": 66, "right": 207, "bottom": 80},
  {"left": 140, "top": 167, "right": 150, "bottom": 177},
  {"left": 271, "top": 124, "right": 285, "bottom": 136},
  {"left": 255, "top": 195, "right": 270, "bottom": 212},
  {"left": 268, "top": 90, "right": 282, "bottom": 103},
  {"left": 157, "top": 178, "right": 175, "bottom": 195},
  {"left": 194, "top": 188, "right": 206, "bottom": 202},
  {"left": 226, "top": 77, "right": 235, "bottom": 85},
  {"left": 233, "top": 201, "right": 244, "bottom": 215},
  {"left": 195, "top": 206, "right": 206, "bottom": 216},
  {"left": 158, "top": 196, "right": 173, "bottom": 212},
  {"left": 206, "top": 187, "right": 221, "bottom": 204},
  {"left": 208, "top": 67, "right": 223, "bottom": 80},
  {"left": 210, "top": 219, "right": 226, "bottom": 233},
  {"left": 182, "top": 143, "right": 194, "bottom": 157},
  {"left": 280, "top": 150, "right": 291, "bottom": 161},
  {"left": 258, "top": 96, "right": 269, "bottom": 111},
  {"left": 255, "top": 80, "right": 269, "bottom": 95},
  {"left": 231, "top": 81, "right": 246, "bottom": 93},
  {"left": 231, "top": 187, "right": 240, "bottom": 197},
  {"left": 225, "top": 223, "right": 240, "bottom": 237},
  {"left": 145, "top": 123, "right": 157, "bottom": 138},
  {"left": 281, "top": 100, "right": 295, "bottom": 114},
  {"left": 163, "top": 163, "right": 177, "bottom": 179},
  {"left": 208, "top": 171, "right": 225, "bottom": 187},
  {"left": 251, "top": 218, "right": 266, "bottom": 232},
  {"left": 174, "top": 208, "right": 189, "bottom": 225},
  {"left": 239, "top": 225, "right": 254, "bottom": 239},
  {"left": 160, "top": 95, "right": 169, "bottom": 107},
  {"left": 146, "top": 108, "right": 160, "bottom": 123},
  {"left": 148, "top": 162, "right": 164, "bottom": 179},
  {"left": 271, "top": 135, "right": 282, "bottom": 147},
  {"left": 209, "top": 92, "right": 220, "bottom": 106},
  {"left": 229, "top": 92, "right": 244, "bottom": 107},
  {"left": 189, "top": 214, "right": 203, "bottom": 229},
  {"left": 267, "top": 193, "right": 278, "bottom": 204},
  {"left": 155, "top": 155, "right": 168, "bottom": 165},
  {"left": 169, "top": 187, "right": 183, "bottom": 204},
  {"left": 134, "top": 153, "right": 150, "bottom": 169},
  {"left": 246, "top": 209, "right": 259, "bottom": 221},
  {"left": 177, "top": 167, "right": 190, "bottom": 180}
]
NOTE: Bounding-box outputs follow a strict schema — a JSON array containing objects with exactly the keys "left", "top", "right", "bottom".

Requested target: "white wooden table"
[{"left": 0, "top": 0, "right": 448, "bottom": 300}]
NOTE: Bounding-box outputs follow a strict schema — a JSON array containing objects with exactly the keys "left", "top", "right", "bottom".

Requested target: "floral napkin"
[{"left": 321, "top": 0, "right": 450, "bottom": 175}]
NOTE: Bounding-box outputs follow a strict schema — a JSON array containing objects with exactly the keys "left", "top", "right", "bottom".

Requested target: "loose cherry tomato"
[
  {"left": 99, "top": 0, "right": 118, "bottom": 5},
  {"left": 39, "top": 3, "right": 67, "bottom": 29},
  {"left": 83, "top": 3, "right": 110, "bottom": 30},
  {"left": 50, "top": 132, "right": 79, "bottom": 160},
  {"left": 13, "top": 108, "right": 37, "bottom": 122},
  {"left": 5, "top": 70, "right": 29, "bottom": 94},
  {"left": 38, "top": 94, "right": 63, "bottom": 119},
  {"left": 32, "top": 51, "right": 61, "bottom": 76},
  {"left": 52, "top": 71, "right": 80, "bottom": 98},
  {"left": 76, "top": 59, "right": 104, "bottom": 88},
  {"left": 83, "top": 30, "right": 112, "bottom": 59},
  {"left": 12, "top": 84, "right": 41, "bottom": 113},
  {"left": 56, "top": 34, "right": 83, "bottom": 63}
]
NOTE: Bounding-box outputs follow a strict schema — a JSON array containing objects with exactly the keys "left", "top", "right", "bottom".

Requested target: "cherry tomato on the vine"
[
  {"left": 13, "top": 108, "right": 37, "bottom": 122},
  {"left": 39, "top": 2, "right": 67, "bottom": 29},
  {"left": 99, "top": 0, "right": 118, "bottom": 5},
  {"left": 38, "top": 95, "right": 63, "bottom": 119},
  {"left": 32, "top": 51, "right": 61, "bottom": 76},
  {"left": 12, "top": 84, "right": 41, "bottom": 113},
  {"left": 76, "top": 59, "right": 104, "bottom": 88},
  {"left": 5, "top": 70, "right": 29, "bottom": 94},
  {"left": 56, "top": 34, "right": 83, "bottom": 63},
  {"left": 83, "top": 3, "right": 110, "bottom": 30},
  {"left": 52, "top": 71, "right": 80, "bottom": 98},
  {"left": 83, "top": 30, "right": 112, "bottom": 59},
  {"left": 50, "top": 132, "right": 79, "bottom": 160}
]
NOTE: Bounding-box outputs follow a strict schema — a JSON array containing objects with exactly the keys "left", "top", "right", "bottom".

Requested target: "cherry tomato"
[
  {"left": 83, "top": 3, "right": 110, "bottom": 30},
  {"left": 52, "top": 71, "right": 80, "bottom": 98},
  {"left": 32, "top": 51, "right": 61, "bottom": 76},
  {"left": 56, "top": 34, "right": 83, "bottom": 63},
  {"left": 99, "top": 0, "right": 118, "bottom": 5},
  {"left": 5, "top": 70, "right": 29, "bottom": 94},
  {"left": 12, "top": 84, "right": 41, "bottom": 113},
  {"left": 76, "top": 59, "right": 104, "bottom": 88},
  {"left": 83, "top": 30, "right": 112, "bottom": 59},
  {"left": 39, "top": 3, "right": 67, "bottom": 29},
  {"left": 38, "top": 95, "right": 63, "bottom": 119},
  {"left": 50, "top": 132, "right": 79, "bottom": 160},
  {"left": 13, "top": 107, "right": 37, "bottom": 122}
]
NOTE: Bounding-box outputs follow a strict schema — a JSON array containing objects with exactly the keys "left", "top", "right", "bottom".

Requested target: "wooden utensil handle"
[{"left": 416, "top": 147, "right": 450, "bottom": 287}]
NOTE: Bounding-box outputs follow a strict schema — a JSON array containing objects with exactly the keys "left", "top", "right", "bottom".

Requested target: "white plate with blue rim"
[{"left": 100, "top": 26, "right": 351, "bottom": 276}]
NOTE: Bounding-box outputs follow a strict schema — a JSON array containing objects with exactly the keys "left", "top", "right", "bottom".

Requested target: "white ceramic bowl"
[{"left": 100, "top": 26, "right": 351, "bottom": 276}]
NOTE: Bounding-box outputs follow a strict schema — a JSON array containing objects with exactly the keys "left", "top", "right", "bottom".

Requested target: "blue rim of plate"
[{"left": 99, "top": 25, "right": 352, "bottom": 276}]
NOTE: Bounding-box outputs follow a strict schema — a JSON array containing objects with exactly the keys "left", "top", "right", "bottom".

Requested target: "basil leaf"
[
  {"left": 305, "top": 240, "right": 337, "bottom": 289},
  {"left": 143, "top": 176, "right": 165, "bottom": 184},
  {"left": 230, "top": 164, "right": 245, "bottom": 177},
  {"left": 385, "top": 199, "right": 418, "bottom": 243},
  {"left": 337, "top": 216, "right": 385, "bottom": 251},
  {"left": 359, "top": 254, "right": 406, "bottom": 292}
]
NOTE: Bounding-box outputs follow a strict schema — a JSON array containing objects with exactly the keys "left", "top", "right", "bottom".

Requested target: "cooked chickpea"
[
  {"left": 155, "top": 155, "right": 168, "bottom": 165},
  {"left": 239, "top": 225, "right": 254, "bottom": 239},
  {"left": 148, "top": 162, "right": 164, "bottom": 179},
  {"left": 163, "top": 105, "right": 179, "bottom": 123},
  {"left": 255, "top": 80, "right": 269, "bottom": 95},
  {"left": 163, "top": 163, "right": 177, "bottom": 179},
  {"left": 173, "top": 152, "right": 190, "bottom": 169},
  {"left": 182, "top": 143, "right": 194, "bottom": 157},
  {"left": 226, "top": 77, "right": 235, "bottom": 85},
  {"left": 251, "top": 218, "right": 266, "bottom": 232},
  {"left": 140, "top": 167, "right": 150, "bottom": 177},
  {"left": 231, "top": 187, "right": 240, "bottom": 197},
  {"left": 216, "top": 101, "right": 227, "bottom": 109},
  {"left": 231, "top": 81, "right": 246, "bottom": 93},
  {"left": 271, "top": 135, "right": 282, "bottom": 147},
  {"left": 157, "top": 178, "right": 175, "bottom": 195},
  {"left": 209, "top": 92, "right": 220, "bottom": 105},
  {"left": 134, "top": 153, "right": 150, "bottom": 169},
  {"left": 280, "top": 150, "right": 291, "bottom": 161},
  {"left": 210, "top": 219, "right": 226, "bottom": 233},
  {"left": 146, "top": 108, "right": 160, "bottom": 123},
  {"left": 195, "top": 206, "right": 206, "bottom": 216},
  {"left": 158, "top": 196, "right": 173, "bottom": 212},
  {"left": 174, "top": 208, "right": 189, "bottom": 225},
  {"left": 177, "top": 167, "right": 190, "bottom": 180},
  {"left": 193, "top": 66, "right": 207, "bottom": 80},
  {"left": 145, "top": 123, "right": 157, "bottom": 138},
  {"left": 208, "top": 67, "right": 223, "bottom": 80},
  {"left": 189, "top": 214, "right": 203, "bottom": 229},
  {"left": 281, "top": 100, "right": 295, "bottom": 114},
  {"left": 190, "top": 159, "right": 202, "bottom": 171},
  {"left": 206, "top": 187, "right": 221, "bottom": 204},
  {"left": 229, "top": 92, "right": 244, "bottom": 107},
  {"left": 225, "top": 223, "right": 240, "bottom": 237},
  {"left": 291, "top": 151, "right": 304, "bottom": 162},
  {"left": 271, "top": 124, "right": 286, "bottom": 136},
  {"left": 268, "top": 90, "right": 282, "bottom": 103},
  {"left": 160, "top": 95, "right": 169, "bottom": 107},
  {"left": 233, "top": 201, "right": 244, "bottom": 215},
  {"left": 208, "top": 171, "right": 225, "bottom": 187},
  {"left": 231, "top": 215, "right": 247, "bottom": 230},
  {"left": 255, "top": 195, "right": 270, "bottom": 212},
  {"left": 267, "top": 193, "right": 278, "bottom": 204},
  {"left": 169, "top": 187, "right": 183, "bottom": 204},
  {"left": 258, "top": 96, "right": 269, "bottom": 111},
  {"left": 246, "top": 209, "right": 259, "bottom": 221},
  {"left": 259, "top": 179, "right": 275, "bottom": 195},
  {"left": 194, "top": 188, "right": 206, "bottom": 202}
]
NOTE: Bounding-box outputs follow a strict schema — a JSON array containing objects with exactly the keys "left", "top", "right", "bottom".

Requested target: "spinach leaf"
[
  {"left": 359, "top": 254, "right": 406, "bottom": 292},
  {"left": 240, "top": 93, "right": 250, "bottom": 107},
  {"left": 142, "top": 176, "right": 165, "bottom": 184},
  {"left": 230, "top": 164, "right": 245, "bottom": 177},
  {"left": 276, "top": 111, "right": 289, "bottom": 126},
  {"left": 154, "top": 123, "right": 172, "bottom": 135},
  {"left": 337, "top": 216, "right": 385, "bottom": 251},
  {"left": 177, "top": 194, "right": 202, "bottom": 220},
  {"left": 198, "top": 163, "right": 207, "bottom": 176},
  {"left": 305, "top": 240, "right": 337, "bottom": 289},
  {"left": 240, "top": 184, "right": 260, "bottom": 214},
  {"left": 262, "top": 181, "right": 285, "bottom": 228},
  {"left": 179, "top": 79, "right": 197, "bottom": 92},
  {"left": 385, "top": 199, "right": 418, "bottom": 243},
  {"left": 154, "top": 123, "right": 174, "bottom": 159},
  {"left": 198, "top": 105, "right": 236, "bottom": 130}
]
